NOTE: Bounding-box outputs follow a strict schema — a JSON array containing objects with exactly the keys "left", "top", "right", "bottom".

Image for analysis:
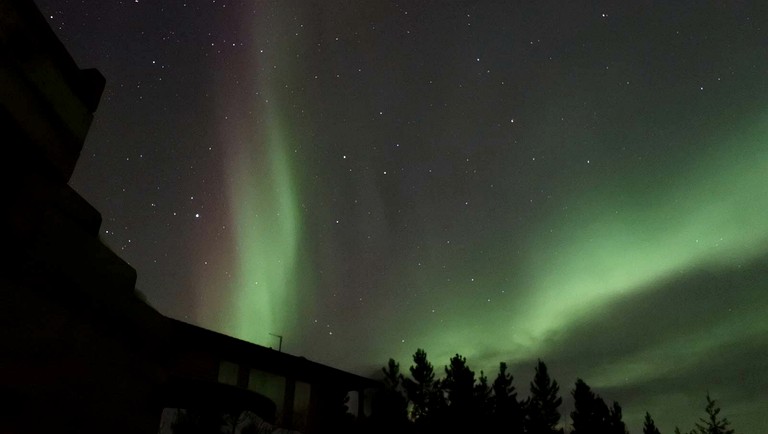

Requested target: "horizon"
[{"left": 37, "top": 0, "right": 768, "bottom": 432}]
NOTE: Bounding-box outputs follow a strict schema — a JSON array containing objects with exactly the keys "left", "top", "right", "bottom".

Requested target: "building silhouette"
[{"left": 0, "top": 0, "right": 379, "bottom": 432}]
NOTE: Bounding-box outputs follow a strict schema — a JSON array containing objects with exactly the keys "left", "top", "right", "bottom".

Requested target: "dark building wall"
[
  {"left": 0, "top": 163, "right": 169, "bottom": 434},
  {"left": 1, "top": 0, "right": 168, "bottom": 433},
  {"left": 163, "top": 319, "right": 382, "bottom": 433},
  {"left": 0, "top": 274, "right": 165, "bottom": 434}
]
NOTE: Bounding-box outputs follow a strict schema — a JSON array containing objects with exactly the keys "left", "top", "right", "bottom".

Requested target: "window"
[
  {"left": 247, "top": 368, "right": 285, "bottom": 413},
  {"left": 217, "top": 360, "right": 238, "bottom": 385}
]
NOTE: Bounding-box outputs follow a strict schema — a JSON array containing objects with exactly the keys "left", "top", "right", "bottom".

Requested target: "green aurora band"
[
  {"left": 212, "top": 6, "right": 307, "bottom": 349},
  {"left": 383, "top": 111, "right": 768, "bottom": 387},
  {"left": 518, "top": 113, "right": 768, "bottom": 355},
  {"left": 203, "top": 4, "right": 767, "bottom": 428},
  {"left": 225, "top": 114, "right": 301, "bottom": 346}
]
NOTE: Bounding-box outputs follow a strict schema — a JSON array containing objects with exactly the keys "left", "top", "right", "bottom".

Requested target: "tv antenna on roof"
[{"left": 269, "top": 333, "right": 283, "bottom": 352}]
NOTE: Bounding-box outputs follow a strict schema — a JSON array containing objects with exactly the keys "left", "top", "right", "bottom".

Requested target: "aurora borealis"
[{"left": 37, "top": 0, "right": 767, "bottom": 432}]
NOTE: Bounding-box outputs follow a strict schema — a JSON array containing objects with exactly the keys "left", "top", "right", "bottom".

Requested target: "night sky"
[{"left": 35, "top": 0, "right": 767, "bottom": 432}]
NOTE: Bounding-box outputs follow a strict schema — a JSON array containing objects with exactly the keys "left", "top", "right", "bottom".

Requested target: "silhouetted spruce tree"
[
  {"left": 526, "top": 360, "right": 563, "bottom": 434},
  {"left": 490, "top": 362, "right": 524, "bottom": 433},
  {"left": 571, "top": 378, "right": 610, "bottom": 434},
  {"left": 571, "top": 379, "right": 627, "bottom": 434},
  {"left": 383, "top": 358, "right": 402, "bottom": 390},
  {"left": 693, "top": 394, "right": 734, "bottom": 434},
  {"left": 315, "top": 387, "right": 355, "bottom": 434},
  {"left": 474, "top": 370, "right": 491, "bottom": 420},
  {"left": 370, "top": 358, "right": 410, "bottom": 432},
  {"left": 608, "top": 401, "right": 628, "bottom": 434},
  {"left": 402, "top": 349, "right": 442, "bottom": 424},
  {"left": 442, "top": 354, "right": 477, "bottom": 430},
  {"left": 643, "top": 412, "right": 662, "bottom": 434}
]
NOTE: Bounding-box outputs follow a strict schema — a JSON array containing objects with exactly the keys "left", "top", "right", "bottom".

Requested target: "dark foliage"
[
  {"left": 527, "top": 359, "right": 563, "bottom": 434},
  {"left": 441, "top": 354, "right": 482, "bottom": 432},
  {"left": 694, "top": 394, "right": 735, "bottom": 434},
  {"left": 490, "top": 362, "right": 525, "bottom": 433},
  {"left": 644, "top": 412, "right": 662, "bottom": 434},
  {"left": 675, "top": 394, "right": 735, "bottom": 434},
  {"left": 443, "top": 354, "right": 476, "bottom": 413},
  {"left": 401, "top": 348, "right": 444, "bottom": 430},
  {"left": 571, "top": 378, "right": 609, "bottom": 434},
  {"left": 608, "top": 401, "right": 629, "bottom": 434},
  {"left": 369, "top": 358, "right": 411, "bottom": 433},
  {"left": 571, "top": 378, "right": 627, "bottom": 434},
  {"left": 373, "top": 351, "right": 737, "bottom": 434}
]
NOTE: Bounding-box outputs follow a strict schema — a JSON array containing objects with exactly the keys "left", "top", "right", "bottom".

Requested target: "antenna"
[{"left": 269, "top": 333, "right": 283, "bottom": 352}]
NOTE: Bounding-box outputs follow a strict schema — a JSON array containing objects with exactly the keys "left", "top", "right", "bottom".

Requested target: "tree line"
[{"left": 367, "top": 348, "right": 735, "bottom": 434}]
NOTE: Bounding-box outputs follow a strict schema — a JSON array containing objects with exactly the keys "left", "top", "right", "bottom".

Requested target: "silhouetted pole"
[{"left": 269, "top": 333, "right": 283, "bottom": 352}]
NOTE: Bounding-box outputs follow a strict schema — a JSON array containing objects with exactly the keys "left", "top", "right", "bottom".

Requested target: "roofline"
[{"left": 166, "top": 317, "right": 381, "bottom": 390}]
